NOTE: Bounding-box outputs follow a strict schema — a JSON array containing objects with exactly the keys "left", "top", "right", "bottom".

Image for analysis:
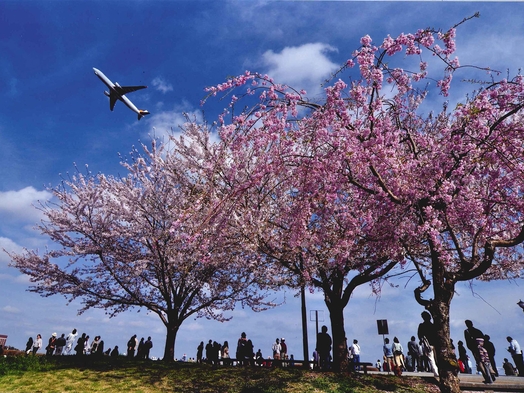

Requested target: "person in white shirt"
[
  {"left": 64, "top": 329, "right": 77, "bottom": 355},
  {"left": 350, "top": 339, "right": 361, "bottom": 371},
  {"left": 32, "top": 334, "right": 42, "bottom": 355},
  {"left": 507, "top": 336, "right": 524, "bottom": 376},
  {"left": 272, "top": 338, "right": 281, "bottom": 360}
]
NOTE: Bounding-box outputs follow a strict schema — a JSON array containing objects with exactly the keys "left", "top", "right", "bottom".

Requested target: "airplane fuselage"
[{"left": 93, "top": 68, "right": 150, "bottom": 120}]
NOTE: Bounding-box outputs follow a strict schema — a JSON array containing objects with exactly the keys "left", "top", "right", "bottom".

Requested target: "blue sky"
[{"left": 1, "top": 1, "right": 524, "bottom": 365}]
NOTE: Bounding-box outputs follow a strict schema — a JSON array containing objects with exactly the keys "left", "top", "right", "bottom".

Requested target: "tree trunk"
[
  {"left": 162, "top": 318, "right": 180, "bottom": 362},
  {"left": 327, "top": 299, "right": 348, "bottom": 372},
  {"left": 429, "top": 257, "right": 461, "bottom": 393}
]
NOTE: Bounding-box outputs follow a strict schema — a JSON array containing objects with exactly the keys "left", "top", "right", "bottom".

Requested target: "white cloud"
[
  {"left": 0, "top": 187, "right": 52, "bottom": 223},
  {"left": 2, "top": 305, "right": 20, "bottom": 314},
  {"left": 140, "top": 102, "right": 209, "bottom": 145},
  {"left": 261, "top": 43, "right": 339, "bottom": 97},
  {"left": 151, "top": 77, "right": 174, "bottom": 94}
]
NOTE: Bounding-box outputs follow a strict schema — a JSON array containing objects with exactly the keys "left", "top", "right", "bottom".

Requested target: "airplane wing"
[
  {"left": 109, "top": 93, "right": 118, "bottom": 111},
  {"left": 114, "top": 85, "right": 147, "bottom": 95}
]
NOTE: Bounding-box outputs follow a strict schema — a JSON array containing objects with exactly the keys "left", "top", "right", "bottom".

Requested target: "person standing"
[
  {"left": 392, "top": 337, "right": 405, "bottom": 373},
  {"left": 144, "top": 337, "right": 153, "bottom": 360},
  {"left": 110, "top": 346, "right": 119, "bottom": 357},
  {"left": 507, "top": 336, "right": 524, "bottom": 376},
  {"left": 46, "top": 333, "right": 57, "bottom": 356},
  {"left": 75, "top": 333, "right": 86, "bottom": 356},
  {"left": 127, "top": 335, "right": 137, "bottom": 357},
  {"left": 408, "top": 336, "right": 421, "bottom": 372},
  {"left": 280, "top": 338, "right": 288, "bottom": 362},
  {"left": 350, "top": 339, "right": 361, "bottom": 371},
  {"left": 222, "top": 341, "right": 230, "bottom": 365},
  {"left": 477, "top": 338, "right": 496, "bottom": 384},
  {"left": 417, "top": 311, "right": 439, "bottom": 377},
  {"left": 197, "top": 341, "right": 204, "bottom": 363},
  {"left": 55, "top": 334, "right": 66, "bottom": 356},
  {"left": 383, "top": 338, "right": 394, "bottom": 372},
  {"left": 25, "top": 337, "right": 33, "bottom": 355},
  {"left": 64, "top": 329, "right": 77, "bottom": 355},
  {"left": 483, "top": 335, "right": 498, "bottom": 377},
  {"left": 272, "top": 338, "right": 281, "bottom": 360},
  {"left": 464, "top": 320, "right": 484, "bottom": 368},
  {"left": 32, "top": 334, "right": 42, "bottom": 355},
  {"left": 205, "top": 340, "right": 213, "bottom": 364},
  {"left": 136, "top": 337, "right": 145, "bottom": 359},
  {"left": 316, "top": 325, "right": 332, "bottom": 371},
  {"left": 236, "top": 332, "right": 248, "bottom": 366},
  {"left": 457, "top": 340, "right": 471, "bottom": 374}
]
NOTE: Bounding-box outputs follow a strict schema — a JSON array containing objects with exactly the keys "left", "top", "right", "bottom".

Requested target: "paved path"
[{"left": 368, "top": 371, "right": 524, "bottom": 392}]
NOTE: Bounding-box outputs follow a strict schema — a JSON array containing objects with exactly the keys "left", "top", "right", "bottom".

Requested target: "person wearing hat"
[
  {"left": 46, "top": 333, "right": 57, "bottom": 357},
  {"left": 280, "top": 338, "right": 288, "bottom": 364},
  {"left": 477, "top": 337, "right": 496, "bottom": 384}
]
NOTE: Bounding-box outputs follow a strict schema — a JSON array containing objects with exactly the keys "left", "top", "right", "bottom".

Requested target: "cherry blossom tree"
[
  {"left": 7, "top": 135, "right": 275, "bottom": 362},
  {"left": 202, "top": 15, "right": 524, "bottom": 392}
]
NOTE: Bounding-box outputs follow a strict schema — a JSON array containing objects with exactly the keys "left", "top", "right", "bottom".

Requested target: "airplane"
[{"left": 93, "top": 67, "right": 150, "bottom": 120}]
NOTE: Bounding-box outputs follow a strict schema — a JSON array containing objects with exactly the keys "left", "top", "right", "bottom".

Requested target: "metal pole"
[{"left": 301, "top": 285, "right": 309, "bottom": 369}]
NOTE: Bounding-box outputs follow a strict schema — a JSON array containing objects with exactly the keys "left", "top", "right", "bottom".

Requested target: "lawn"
[{"left": 0, "top": 355, "right": 441, "bottom": 393}]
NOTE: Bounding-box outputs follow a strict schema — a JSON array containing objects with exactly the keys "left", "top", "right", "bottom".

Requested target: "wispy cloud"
[
  {"left": 151, "top": 77, "right": 174, "bottom": 94},
  {"left": 2, "top": 305, "right": 20, "bottom": 314}
]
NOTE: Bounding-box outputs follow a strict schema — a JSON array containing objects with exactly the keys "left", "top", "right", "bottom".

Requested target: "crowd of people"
[
  {"left": 22, "top": 317, "right": 524, "bottom": 383},
  {"left": 192, "top": 332, "right": 294, "bottom": 367},
  {"left": 378, "top": 312, "right": 524, "bottom": 384},
  {"left": 24, "top": 328, "right": 153, "bottom": 360}
]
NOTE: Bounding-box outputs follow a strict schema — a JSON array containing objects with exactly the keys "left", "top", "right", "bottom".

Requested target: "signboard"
[
  {"left": 0, "top": 334, "right": 7, "bottom": 347},
  {"left": 377, "top": 319, "right": 389, "bottom": 335}
]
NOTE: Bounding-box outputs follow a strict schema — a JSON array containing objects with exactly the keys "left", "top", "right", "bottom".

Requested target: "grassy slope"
[{"left": 0, "top": 355, "right": 441, "bottom": 393}]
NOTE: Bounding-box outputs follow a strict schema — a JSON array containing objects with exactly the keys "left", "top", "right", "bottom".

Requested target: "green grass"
[{"left": 0, "top": 355, "right": 440, "bottom": 393}]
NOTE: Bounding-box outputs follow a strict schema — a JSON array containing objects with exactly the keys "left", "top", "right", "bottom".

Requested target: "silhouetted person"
[
  {"left": 316, "top": 325, "right": 332, "bottom": 370},
  {"left": 483, "top": 335, "right": 498, "bottom": 377},
  {"left": 418, "top": 311, "right": 439, "bottom": 377},
  {"left": 111, "top": 345, "right": 119, "bottom": 357},
  {"left": 74, "top": 333, "right": 86, "bottom": 356},
  {"left": 464, "top": 320, "right": 484, "bottom": 366},
  {"left": 144, "top": 336, "right": 153, "bottom": 360}
]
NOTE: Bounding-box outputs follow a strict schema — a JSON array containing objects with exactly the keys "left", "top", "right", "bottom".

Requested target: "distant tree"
[
  {"left": 202, "top": 14, "right": 524, "bottom": 392},
  {"left": 7, "top": 136, "right": 274, "bottom": 362}
]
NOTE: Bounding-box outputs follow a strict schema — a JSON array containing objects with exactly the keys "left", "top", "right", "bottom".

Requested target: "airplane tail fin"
[{"left": 138, "top": 110, "right": 150, "bottom": 121}]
